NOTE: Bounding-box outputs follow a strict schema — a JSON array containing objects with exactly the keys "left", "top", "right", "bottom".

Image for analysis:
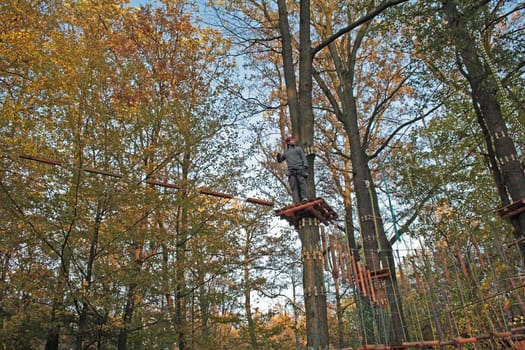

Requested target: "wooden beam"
[{"left": 19, "top": 154, "right": 62, "bottom": 166}]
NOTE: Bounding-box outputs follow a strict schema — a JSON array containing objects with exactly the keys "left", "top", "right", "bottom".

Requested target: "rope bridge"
[{"left": 6, "top": 153, "right": 274, "bottom": 206}]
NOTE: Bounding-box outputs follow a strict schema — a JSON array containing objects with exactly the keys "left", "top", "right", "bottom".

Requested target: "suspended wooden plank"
[
  {"left": 370, "top": 269, "right": 389, "bottom": 280},
  {"left": 438, "top": 340, "right": 456, "bottom": 346},
  {"left": 491, "top": 331, "right": 512, "bottom": 338},
  {"left": 351, "top": 253, "right": 362, "bottom": 294},
  {"left": 328, "top": 235, "right": 339, "bottom": 278},
  {"left": 19, "top": 154, "right": 62, "bottom": 166},
  {"left": 361, "top": 263, "right": 374, "bottom": 300},
  {"left": 420, "top": 340, "right": 440, "bottom": 346},
  {"left": 357, "top": 263, "right": 368, "bottom": 297},
  {"left": 367, "top": 269, "right": 377, "bottom": 303},
  {"left": 245, "top": 197, "right": 274, "bottom": 206},
  {"left": 455, "top": 337, "right": 477, "bottom": 344},
  {"left": 198, "top": 188, "right": 235, "bottom": 199},
  {"left": 495, "top": 198, "right": 525, "bottom": 219}
]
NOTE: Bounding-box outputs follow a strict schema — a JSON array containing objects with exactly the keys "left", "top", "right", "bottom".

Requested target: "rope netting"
[{"left": 321, "top": 226, "right": 525, "bottom": 349}]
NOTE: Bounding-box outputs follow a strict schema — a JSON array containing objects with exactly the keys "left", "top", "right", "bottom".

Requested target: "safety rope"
[{"left": 477, "top": 36, "right": 525, "bottom": 134}]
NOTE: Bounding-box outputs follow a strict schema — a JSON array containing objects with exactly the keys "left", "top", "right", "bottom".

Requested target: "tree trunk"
[
  {"left": 46, "top": 243, "right": 73, "bottom": 350},
  {"left": 118, "top": 221, "right": 145, "bottom": 350},
  {"left": 76, "top": 304, "right": 89, "bottom": 350},
  {"left": 334, "top": 276, "right": 347, "bottom": 348},
  {"left": 243, "top": 230, "right": 259, "bottom": 349},
  {"left": 76, "top": 212, "right": 102, "bottom": 349},
  {"left": 175, "top": 252, "right": 186, "bottom": 350},
  {"left": 45, "top": 327, "right": 59, "bottom": 350},
  {"left": 299, "top": 223, "right": 329, "bottom": 350},
  {"left": 277, "top": 0, "right": 330, "bottom": 348},
  {"left": 174, "top": 153, "right": 191, "bottom": 350},
  {"left": 343, "top": 139, "right": 358, "bottom": 252},
  {"left": 341, "top": 92, "right": 406, "bottom": 344},
  {"left": 118, "top": 283, "right": 137, "bottom": 350},
  {"left": 291, "top": 267, "right": 301, "bottom": 350},
  {"left": 443, "top": 0, "right": 525, "bottom": 255}
]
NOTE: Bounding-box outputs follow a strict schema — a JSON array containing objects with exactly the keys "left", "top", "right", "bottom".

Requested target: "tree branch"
[
  {"left": 370, "top": 97, "right": 448, "bottom": 160},
  {"left": 312, "top": 0, "right": 408, "bottom": 57}
]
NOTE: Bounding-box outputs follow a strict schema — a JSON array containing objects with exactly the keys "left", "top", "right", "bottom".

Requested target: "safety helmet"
[{"left": 285, "top": 135, "right": 295, "bottom": 144}]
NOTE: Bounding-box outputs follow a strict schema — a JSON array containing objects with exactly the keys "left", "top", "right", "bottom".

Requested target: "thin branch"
[
  {"left": 312, "top": 0, "right": 408, "bottom": 57},
  {"left": 370, "top": 97, "right": 448, "bottom": 160},
  {"left": 485, "top": 3, "right": 525, "bottom": 32}
]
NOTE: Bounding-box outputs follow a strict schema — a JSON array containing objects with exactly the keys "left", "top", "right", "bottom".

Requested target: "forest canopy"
[{"left": 0, "top": 0, "right": 524, "bottom": 349}]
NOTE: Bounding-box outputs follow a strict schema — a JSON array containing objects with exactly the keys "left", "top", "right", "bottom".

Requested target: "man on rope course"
[{"left": 275, "top": 135, "right": 309, "bottom": 203}]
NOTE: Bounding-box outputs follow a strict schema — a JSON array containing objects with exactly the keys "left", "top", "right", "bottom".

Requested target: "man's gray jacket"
[{"left": 277, "top": 145, "right": 308, "bottom": 174}]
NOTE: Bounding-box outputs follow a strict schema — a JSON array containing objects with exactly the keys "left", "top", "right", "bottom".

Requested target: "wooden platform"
[
  {"left": 275, "top": 198, "right": 338, "bottom": 227},
  {"left": 495, "top": 199, "right": 525, "bottom": 219}
]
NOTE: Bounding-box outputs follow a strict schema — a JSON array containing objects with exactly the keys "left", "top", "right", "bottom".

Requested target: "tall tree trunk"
[
  {"left": 298, "top": 224, "right": 330, "bottom": 350},
  {"left": 118, "top": 220, "right": 145, "bottom": 350},
  {"left": 198, "top": 280, "right": 210, "bottom": 345},
  {"left": 278, "top": 0, "right": 330, "bottom": 348},
  {"left": 291, "top": 266, "right": 301, "bottom": 350},
  {"left": 175, "top": 220, "right": 187, "bottom": 350},
  {"left": 76, "top": 211, "right": 102, "bottom": 349},
  {"left": 341, "top": 92, "right": 406, "bottom": 344},
  {"left": 46, "top": 239, "right": 73, "bottom": 350},
  {"left": 314, "top": 12, "right": 408, "bottom": 344},
  {"left": 443, "top": 0, "right": 525, "bottom": 255},
  {"left": 76, "top": 304, "right": 89, "bottom": 350},
  {"left": 174, "top": 152, "right": 191, "bottom": 350},
  {"left": 333, "top": 274, "right": 346, "bottom": 348},
  {"left": 118, "top": 283, "right": 137, "bottom": 350},
  {"left": 344, "top": 139, "right": 358, "bottom": 252}
]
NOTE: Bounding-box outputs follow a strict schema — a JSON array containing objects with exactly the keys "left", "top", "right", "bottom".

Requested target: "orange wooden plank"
[
  {"left": 19, "top": 154, "right": 62, "bottom": 166},
  {"left": 455, "top": 337, "right": 477, "bottom": 344},
  {"left": 199, "top": 188, "right": 235, "bottom": 199},
  {"left": 246, "top": 197, "right": 274, "bottom": 206}
]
